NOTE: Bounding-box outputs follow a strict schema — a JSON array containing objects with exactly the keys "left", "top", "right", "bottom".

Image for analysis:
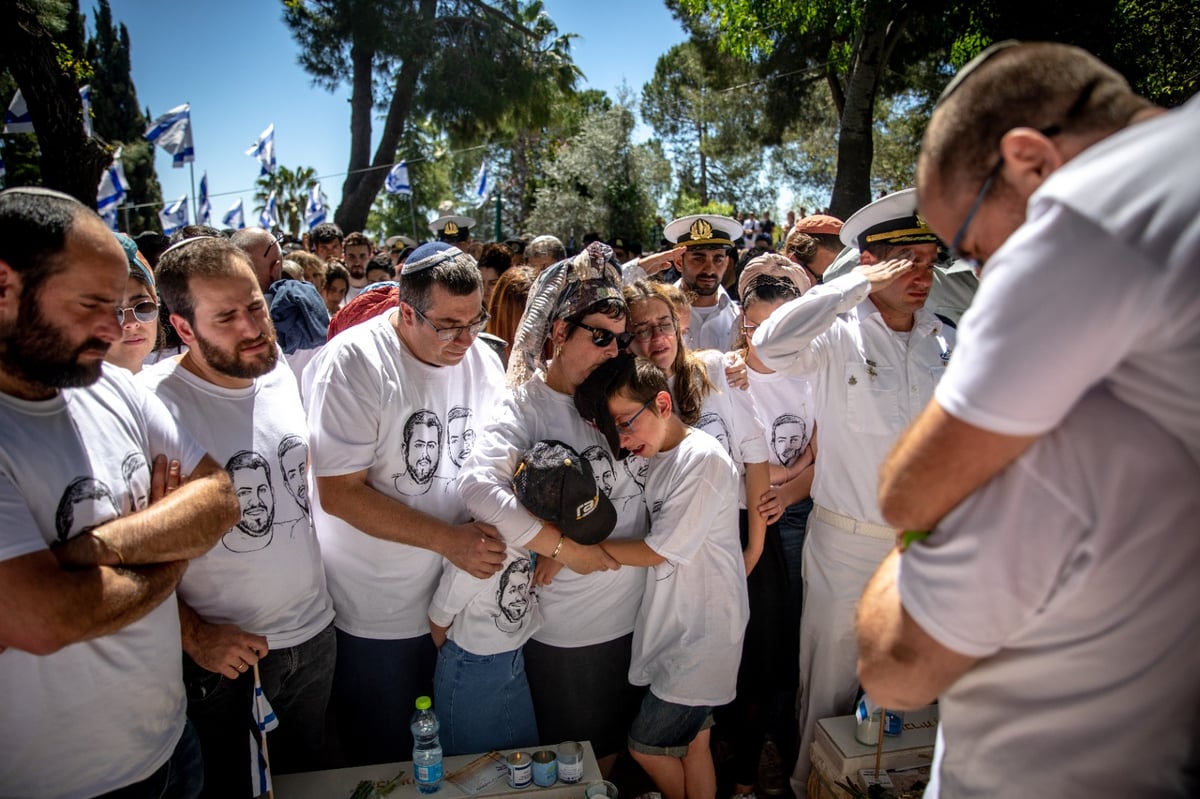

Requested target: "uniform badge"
[
  {"left": 848, "top": 376, "right": 857, "bottom": 386},
  {"left": 444, "top": 221, "right": 459, "bottom": 236},
  {"left": 689, "top": 219, "right": 713, "bottom": 241}
]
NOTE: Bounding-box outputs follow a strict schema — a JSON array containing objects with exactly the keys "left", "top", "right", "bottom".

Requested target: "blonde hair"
[{"left": 622, "top": 280, "right": 712, "bottom": 425}]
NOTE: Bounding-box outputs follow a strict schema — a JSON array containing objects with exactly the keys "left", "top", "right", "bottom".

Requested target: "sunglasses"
[
  {"left": 575, "top": 320, "right": 634, "bottom": 350},
  {"left": 116, "top": 301, "right": 159, "bottom": 325}
]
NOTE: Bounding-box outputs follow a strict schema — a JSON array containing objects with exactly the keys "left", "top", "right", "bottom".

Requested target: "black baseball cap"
[{"left": 513, "top": 440, "right": 617, "bottom": 545}]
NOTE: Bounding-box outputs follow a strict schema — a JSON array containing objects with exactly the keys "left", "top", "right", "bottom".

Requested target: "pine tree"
[{"left": 86, "top": 0, "right": 163, "bottom": 233}]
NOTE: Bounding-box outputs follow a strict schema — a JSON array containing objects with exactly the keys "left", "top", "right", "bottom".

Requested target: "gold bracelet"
[
  {"left": 92, "top": 532, "right": 125, "bottom": 565},
  {"left": 550, "top": 533, "right": 565, "bottom": 560}
]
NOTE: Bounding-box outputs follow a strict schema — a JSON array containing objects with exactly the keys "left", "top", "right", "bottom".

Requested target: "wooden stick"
[
  {"left": 874, "top": 708, "right": 885, "bottom": 777},
  {"left": 254, "top": 662, "right": 275, "bottom": 799}
]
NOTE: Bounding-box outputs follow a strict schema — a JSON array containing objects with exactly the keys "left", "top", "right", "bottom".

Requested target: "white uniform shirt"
[
  {"left": 630, "top": 429, "right": 749, "bottom": 706},
  {"left": 0, "top": 369, "right": 205, "bottom": 798},
  {"left": 306, "top": 312, "right": 505, "bottom": 639},
  {"left": 458, "top": 372, "right": 649, "bottom": 647},
  {"left": 139, "top": 356, "right": 334, "bottom": 649},
  {"left": 937, "top": 94, "right": 1200, "bottom": 463},
  {"left": 746, "top": 367, "right": 815, "bottom": 469},
  {"left": 900, "top": 389, "right": 1200, "bottom": 798},
  {"left": 754, "top": 272, "right": 954, "bottom": 525},
  {"left": 428, "top": 546, "right": 543, "bottom": 656},
  {"left": 679, "top": 282, "right": 740, "bottom": 353},
  {"left": 675, "top": 349, "right": 770, "bottom": 507}
]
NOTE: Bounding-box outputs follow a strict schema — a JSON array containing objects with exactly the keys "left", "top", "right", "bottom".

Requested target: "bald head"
[{"left": 231, "top": 227, "right": 281, "bottom": 292}]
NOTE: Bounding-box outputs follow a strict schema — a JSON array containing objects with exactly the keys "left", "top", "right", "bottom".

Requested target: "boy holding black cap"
[{"left": 598, "top": 356, "right": 749, "bottom": 799}]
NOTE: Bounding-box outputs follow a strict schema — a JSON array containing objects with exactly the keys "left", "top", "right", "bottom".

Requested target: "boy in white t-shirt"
[
  {"left": 430, "top": 439, "right": 618, "bottom": 756},
  {"left": 598, "top": 355, "right": 749, "bottom": 799}
]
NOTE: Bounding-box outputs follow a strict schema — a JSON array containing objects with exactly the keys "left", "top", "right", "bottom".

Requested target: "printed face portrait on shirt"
[
  {"left": 582, "top": 445, "right": 616, "bottom": 496},
  {"left": 495, "top": 558, "right": 534, "bottom": 629},
  {"left": 446, "top": 406, "right": 476, "bottom": 468},
  {"left": 403, "top": 410, "right": 442, "bottom": 484},
  {"left": 227, "top": 451, "right": 275, "bottom": 538},
  {"left": 278, "top": 435, "right": 309, "bottom": 514},
  {"left": 121, "top": 451, "right": 150, "bottom": 511},
  {"left": 697, "top": 412, "right": 732, "bottom": 456},
  {"left": 54, "top": 477, "right": 121, "bottom": 542},
  {"left": 771, "top": 414, "right": 808, "bottom": 467}
]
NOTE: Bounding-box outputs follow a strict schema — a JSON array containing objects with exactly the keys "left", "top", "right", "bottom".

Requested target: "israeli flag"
[
  {"left": 97, "top": 149, "right": 130, "bottom": 231},
  {"left": 249, "top": 668, "right": 279, "bottom": 797},
  {"left": 222, "top": 198, "right": 246, "bottom": 230},
  {"left": 474, "top": 161, "right": 490, "bottom": 204},
  {"left": 198, "top": 172, "right": 212, "bottom": 225},
  {"left": 3, "top": 86, "right": 93, "bottom": 135},
  {"left": 246, "top": 123, "right": 276, "bottom": 176},
  {"left": 386, "top": 161, "right": 411, "bottom": 195},
  {"left": 144, "top": 103, "right": 194, "bottom": 168},
  {"left": 259, "top": 191, "right": 278, "bottom": 231},
  {"left": 304, "top": 182, "right": 326, "bottom": 229},
  {"left": 158, "top": 195, "right": 189, "bottom": 236}
]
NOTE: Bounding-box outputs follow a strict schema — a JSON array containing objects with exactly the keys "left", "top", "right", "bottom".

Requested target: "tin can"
[
  {"left": 556, "top": 741, "right": 583, "bottom": 784},
  {"left": 883, "top": 709, "right": 904, "bottom": 736},
  {"left": 532, "top": 750, "right": 557, "bottom": 787},
  {"left": 507, "top": 751, "right": 532, "bottom": 788}
]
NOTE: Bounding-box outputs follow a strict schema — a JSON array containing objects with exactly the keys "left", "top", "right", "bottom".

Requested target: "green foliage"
[
  {"left": 524, "top": 103, "right": 669, "bottom": 245},
  {"left": 255, "top": 165, "right": 319, "bottom": 237}
]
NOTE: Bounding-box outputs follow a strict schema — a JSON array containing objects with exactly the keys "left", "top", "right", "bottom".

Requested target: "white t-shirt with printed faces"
[
  {"left": 0, "top": 369, "right": 205, "bottom": 798},
  {"left": 458, "top": 371, "right": 650, "bottom": 647},
  {"left": 306, "top": 312, "right": 505, "bottom": 639},
  {"left": 675, "top": 349, "right": 769, "bottom": 508},
  {"left": 747, "top": 368, "right": 815, "bottom": 470},
  {"left": 139, "top": 356, "right": 334, "bottom": 649},
  {"left": 428, "top": 545, "right": 543, "bottom": 656},
  {"left": 936, "top": 94, "right": 1200, "bottom": 464},
  {"left": 900, "top": 388, "right": 1200, "bottom": 798},
  {"left": 754, "top": 272, "right": 955, "bottom": 525},
  {"left": 630, "top": 428, "right": 749, "bottom": 707}
]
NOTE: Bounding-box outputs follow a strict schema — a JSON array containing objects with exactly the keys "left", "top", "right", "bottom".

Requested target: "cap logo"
[
  {"left": 444, "top": 221, "right": 459, "bottom": 236},
  {"left": 915, "top": 212, "right": 930, "bottom": 231},
  {"left": 575, "top": 496, "right": 598, "bottom": 520},
  {"left": 689, "top": 219, "right": 713, "bottom": 241}
]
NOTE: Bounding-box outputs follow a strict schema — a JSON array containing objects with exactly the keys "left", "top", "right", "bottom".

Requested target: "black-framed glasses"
[
  {"left": 575, "top": 320, "right": 634, "bottom": 350},
  {"left": 410, "top": 304, "right": 490, "bottom": 342},
  {"left": 264, "top": 232, "right": 285, "bottom": 259},
  {"left": 116, "top": 301, "right": 159, "bottom": 325},
  {"left": 614, "top": 399, "right": 655, "bottom": 434},
  {"left": 948, "top": 157, "right": 1004, "bottom": 271},
  {"left": 630, "top": 321, "right": 676, "bottom": 341}
]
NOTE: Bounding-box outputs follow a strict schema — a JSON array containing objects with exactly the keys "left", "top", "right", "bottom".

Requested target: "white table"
[{"left": 275, "top": 741, "right": 603, "bottom": 799}]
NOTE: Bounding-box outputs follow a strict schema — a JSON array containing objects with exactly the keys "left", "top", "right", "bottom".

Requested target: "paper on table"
[{"left": 445, "top": 752, "right": 509, "bottom": 795}]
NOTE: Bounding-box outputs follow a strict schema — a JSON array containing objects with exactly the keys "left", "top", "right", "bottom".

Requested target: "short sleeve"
[
  {"left": 133, "top": 382, "right": 206, "bottom": 474},
  {"left": 306, "top": 341, "right": 384, "bottom": 477},
  {"left": 646, "top": 449, "right": 734, "bottom": 566}
]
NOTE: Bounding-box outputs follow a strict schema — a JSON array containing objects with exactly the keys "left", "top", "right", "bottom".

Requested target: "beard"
[
  {"left": 238, "top": 500, "right": 273, "bottom": 535},
  {"left": 409, "top": 455, "right": 436, "bottom": 484},
  {"left": 0, "top": 288, "right": 107, "bottom": 388},
  {"left": 194, "top": 328, "right": 278, "bottom": 380}
]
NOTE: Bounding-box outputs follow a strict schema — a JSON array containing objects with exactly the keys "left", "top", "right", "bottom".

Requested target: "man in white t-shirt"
[
  {"left": 340, "top": 230, "right": 373, "bottom": 305},
  {"left": 306, "top": 241, "right": 506, "bottom": 765},
  {"left": 879, "top": 41, "right": 1200, "bottom": 535},
  {"left": 753, "top": 189, "right": 954, "bottom": 797},
  {"left": 665, "top": 214, "right": 744, "bottom": 352},
  {"left": 0, "top": 188, "right": 238, "bottom": 797},
  {"left": 142, "top": 236, "right": 336, "bottom": 796},
  {"left": 857, "top": 388, "right": 1200, "bottom": 797}
]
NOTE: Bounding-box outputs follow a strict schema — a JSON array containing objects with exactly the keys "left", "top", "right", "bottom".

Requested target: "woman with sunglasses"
[
  {"left": 459, "top": 242, "right": 649, "bottom": 776},
  {"left": 624, "top": 278, "right": 782, "bottom": 799},
  {"left": 105, "top": 232, "right": 162, "bottom": 374}
]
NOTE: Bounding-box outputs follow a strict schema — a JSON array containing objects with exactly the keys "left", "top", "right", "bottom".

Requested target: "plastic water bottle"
[{"left": 411, "top": 695, "right": 443, "bottom": 793}]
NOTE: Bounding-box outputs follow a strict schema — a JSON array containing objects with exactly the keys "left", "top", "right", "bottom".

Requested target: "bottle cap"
[{"left": 415, "top": 695, "right": 432, "bottom": 710}]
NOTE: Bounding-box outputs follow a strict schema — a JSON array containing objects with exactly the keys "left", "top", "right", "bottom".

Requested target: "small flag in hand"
[{"left": 250, "top": 665, "right": 278, "bottom": 797}]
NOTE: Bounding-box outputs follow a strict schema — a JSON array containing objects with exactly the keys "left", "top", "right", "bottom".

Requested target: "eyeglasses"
[
  {"left": 614, "top": 399, "right": 655, "bottom": 434},
  {"left": 948, "top": 158, "right": 1003, "bottom": 271},
  {"left": 410, "top": 304, "right": 490, "bottom": 342},
  {"left": 574, "top": 321, "right": 634, "bottom": 350},
  {"left": 116, "top": 301, "right": 159, "bottom": 325},
  {"left": 264, "top": 232, "right": 284, "bottom": 259},
  {"left": 742, "top": 320, "right": 759, "bottom": 334},
  {"left": 630, "top": 321, "right": 676, "bottom": 341}
]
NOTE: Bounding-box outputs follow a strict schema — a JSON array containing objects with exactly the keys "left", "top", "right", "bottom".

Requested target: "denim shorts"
[{"left": 627, "top": 691, "right": 714, "bottom": 757}]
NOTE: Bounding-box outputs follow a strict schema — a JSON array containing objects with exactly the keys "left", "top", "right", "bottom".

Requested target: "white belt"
[{"left": 812, "top": 504, "right": 895, "bottom": 541}]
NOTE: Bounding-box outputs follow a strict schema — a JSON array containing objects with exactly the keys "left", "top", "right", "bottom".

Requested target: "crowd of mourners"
[{"left": 1, "top": 41, "right": 1197, "bottom": 799}]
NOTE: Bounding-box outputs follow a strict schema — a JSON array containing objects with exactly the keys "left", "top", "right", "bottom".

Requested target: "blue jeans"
[
  {"left": 778, "top": 497, "right": 813, "bottom": 625},
  {"left": 434, "top": 639, "right": 539, "bottom": 756},
  {"left": 184, "top": 623, "right": 336, "bottom": 798},
  {"left": 333, "top": 629, "right": 436, "bottom": 766},
  {"left": 98, "top": 720, "right": 204, "bottom": 799},
  {"left": 628, "top": 692, "right": 713, "bottom": 757}
]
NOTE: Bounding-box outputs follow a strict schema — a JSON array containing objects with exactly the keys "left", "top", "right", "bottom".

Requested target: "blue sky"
[{"left": 103, "top": 0, "right": 689, "bottom": 229}]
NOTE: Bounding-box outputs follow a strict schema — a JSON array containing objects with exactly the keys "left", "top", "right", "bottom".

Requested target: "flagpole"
[
  {"left": 409, "top": 193, "right": 418, "bottom": 242},
  {"left": 189, "top": 162, "right": 197, "bottom": 227}
]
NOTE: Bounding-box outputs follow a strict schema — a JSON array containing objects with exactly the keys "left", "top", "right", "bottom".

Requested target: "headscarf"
[
  {"left": 114, "top": 231, "right": 156, "bottom": 289},
  {"left": 505, "top": 241, "right": 625, "bottom": 388}
]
